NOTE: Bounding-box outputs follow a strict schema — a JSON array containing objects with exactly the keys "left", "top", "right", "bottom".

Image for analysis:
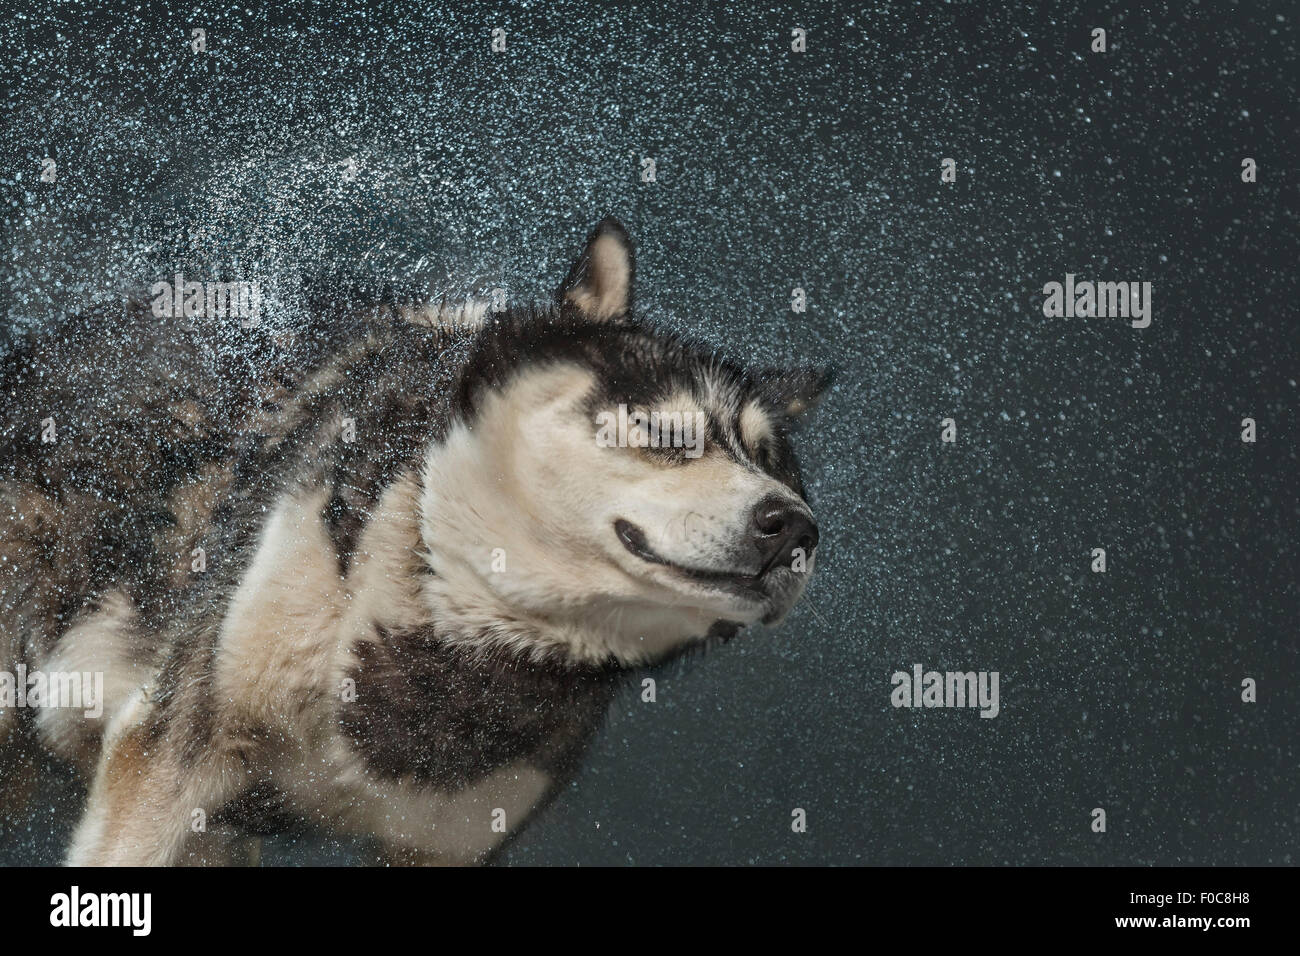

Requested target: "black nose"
[{"left": 751, "top": 496, "right": 819, "bottom": 573}]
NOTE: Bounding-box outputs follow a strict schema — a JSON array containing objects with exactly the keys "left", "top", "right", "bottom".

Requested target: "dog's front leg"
[{"left": 67, "top": 693, "right": 246, "bottom": 867}]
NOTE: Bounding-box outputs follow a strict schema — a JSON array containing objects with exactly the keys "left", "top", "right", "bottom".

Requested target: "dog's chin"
[
  {"left": 677, "top": 573, "right": 806, "bottom": 637},
  {"left": 755, "top": 568, "right": 809, "bottom": 625}
]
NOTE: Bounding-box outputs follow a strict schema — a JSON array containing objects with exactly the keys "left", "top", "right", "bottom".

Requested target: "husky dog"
[{"left": 0, "top": 218, "right": 828, "bottom": 865}]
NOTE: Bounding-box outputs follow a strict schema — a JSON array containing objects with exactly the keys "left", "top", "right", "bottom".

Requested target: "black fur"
[
  {"left": 1, "top": 225, "right": 829, "bottom": 853},
  {"left": 340, "top": 626, "right": 620, "bottom": 788}
]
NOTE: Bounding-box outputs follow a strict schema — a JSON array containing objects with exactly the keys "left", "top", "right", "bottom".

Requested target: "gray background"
[{"left": 1, "top": 0, "right": 1296, "bottom": 864}]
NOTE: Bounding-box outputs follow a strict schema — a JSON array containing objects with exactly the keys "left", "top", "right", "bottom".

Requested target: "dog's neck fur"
[
  {"left": 336, "top": 459, "right": 629, "bottom": 789},
  {"left": 339, "top": 621, "right": 620, "bottom": 790},
  {"left": 413, "top": 363, "right": 721, "bottom": 667},
  {"left": 414, "top": 454, "right": 710, "bottom": 668},
  {"left": 344, "top": 456, "right": 698, "bottom": 673}
]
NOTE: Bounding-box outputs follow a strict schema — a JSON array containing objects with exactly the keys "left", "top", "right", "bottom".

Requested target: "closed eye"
[{"left": 642, "top": 443, "right": 691, "bottom": 465}]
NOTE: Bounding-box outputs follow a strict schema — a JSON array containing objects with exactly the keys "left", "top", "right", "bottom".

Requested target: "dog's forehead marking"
[
  {"left": 738, "top": 400, "right": 774, "bottom": 453},
  {"left": 637, "top": 372, "right": 763, "bottom": 468},
  {"left": 490, "top": 353, "right": 774, "bottom": 473},
  {"left": 498, "top": 361, "right": 599, "bottom": 411},
  {"left": 692, "top": 371, "right": 771, "bottom": 463},
  {"left": 645, "top": 387, "right": 703, "bottom": 421}
]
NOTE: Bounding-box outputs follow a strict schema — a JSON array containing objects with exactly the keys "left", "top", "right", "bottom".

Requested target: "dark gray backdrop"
[{"left": 1, "top": 0, "right": 1296, "bottom": 864}]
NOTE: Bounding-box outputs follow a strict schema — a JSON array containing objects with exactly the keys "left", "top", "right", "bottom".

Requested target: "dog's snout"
[{"left": 751, "top": 496, "right": 818, "bottom": 571}]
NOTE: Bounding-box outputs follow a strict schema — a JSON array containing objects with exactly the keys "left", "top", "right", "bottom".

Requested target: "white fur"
[
  {"left": 35, "top": 591, "right": 147, "bottom": 765},
  {"left": 418, "top": 363, "right": 808, "bottom": 665}
]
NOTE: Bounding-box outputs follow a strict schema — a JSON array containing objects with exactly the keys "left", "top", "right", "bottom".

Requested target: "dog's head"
[{"left": 419, "top": 218, "right": 830, "bottom": 665}]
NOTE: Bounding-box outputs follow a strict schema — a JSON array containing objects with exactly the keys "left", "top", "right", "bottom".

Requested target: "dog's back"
[
  {"left": 0, "top": 297, "right": 475, "bottom": 765},
  {"left": 0, "top": 303, "right": 249, "bottom": 760}
]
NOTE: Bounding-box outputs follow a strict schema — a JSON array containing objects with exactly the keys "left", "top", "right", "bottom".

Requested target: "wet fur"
[{"left": 0, "top": 219, "right": 827, "bottom": 864}]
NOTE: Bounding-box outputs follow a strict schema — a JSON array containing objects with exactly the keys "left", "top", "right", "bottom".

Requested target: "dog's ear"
[
  {"left": 762, "top": 366, "right": 835, "bottom": 420},
  {"left": 559, "top": 217, "right": 635, "bottom": 320}
]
